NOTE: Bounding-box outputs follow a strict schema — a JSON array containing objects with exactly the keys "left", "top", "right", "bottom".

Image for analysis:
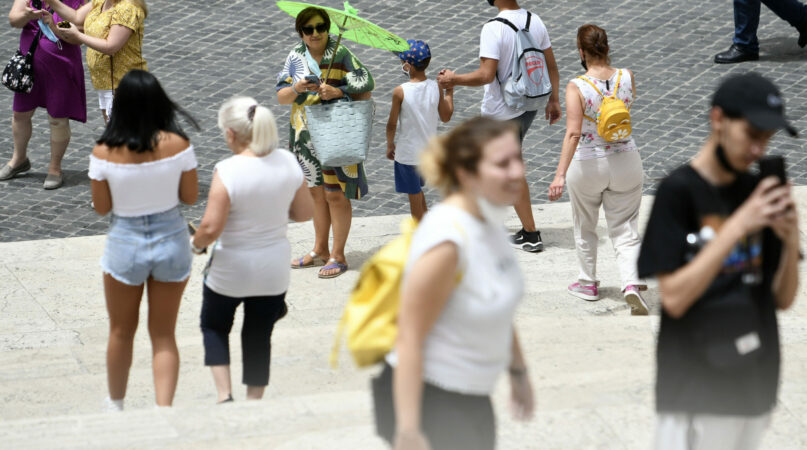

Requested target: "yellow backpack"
[
  {"left": 330, "top": 217, "right": 417, "bottom": 368},
  {"left": 577, "top": 69, "right": 632, "bottom": 142}
]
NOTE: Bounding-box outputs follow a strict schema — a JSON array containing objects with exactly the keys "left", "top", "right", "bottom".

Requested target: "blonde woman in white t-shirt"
[
  {"left": 373, "top": 117, "right": 533, "bottom": 450},
  {"left": 548, "top": 24, "right": 648, "bottom": 314},
  {"left": 89, "top": 70, "right": 199, "bottom": 410},
  {"left": 191, "top": 97, "right": 313, "bottom": 403}
]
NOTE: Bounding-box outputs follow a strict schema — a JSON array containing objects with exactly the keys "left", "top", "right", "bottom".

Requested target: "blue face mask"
[{"left": 38, "top": 19, "right": 62, "bottom": 48}]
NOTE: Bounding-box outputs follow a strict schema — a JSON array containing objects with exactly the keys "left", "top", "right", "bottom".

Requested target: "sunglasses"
[{"left": 301, "top": 23, "right": 329, "bottom": 36}]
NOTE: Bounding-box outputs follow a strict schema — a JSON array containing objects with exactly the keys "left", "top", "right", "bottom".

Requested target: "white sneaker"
[
  {"left": 104, "top": 397, "right": 124, "bottom": 412},
  {"left": 624, "top": 285, "right": 649, "bottom": 315}
]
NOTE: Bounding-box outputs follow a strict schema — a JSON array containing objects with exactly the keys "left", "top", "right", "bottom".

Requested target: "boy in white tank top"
[{"left": 386, "top": 40, "right": 454, "bottom": 221}]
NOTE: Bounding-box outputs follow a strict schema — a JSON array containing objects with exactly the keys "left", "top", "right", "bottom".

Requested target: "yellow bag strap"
[
  {"left": 575, "top": 76, "right": 599, "bottom": 123},
  {"left": 330, "top": 310, "right": 348, "bottom": 368}
]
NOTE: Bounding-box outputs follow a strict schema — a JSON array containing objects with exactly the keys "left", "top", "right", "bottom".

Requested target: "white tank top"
[
  {"left": 570, "top": 68, "right": 637, "bottom": 160},
  {"left": 204, "top": 149, "right": 304, "bottom": 297},
  {"left": 394, "top": 79, "right": 440, "bottom": 166}
]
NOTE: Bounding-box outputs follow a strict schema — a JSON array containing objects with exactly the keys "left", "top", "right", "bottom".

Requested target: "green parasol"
[{"left": 276, "top": 1, "right": 409, "bottom": 83}]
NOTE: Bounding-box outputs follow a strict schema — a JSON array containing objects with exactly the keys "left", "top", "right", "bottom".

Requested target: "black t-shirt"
[{"left": 638, "top": 165, "right": 782, "bottom": 416}]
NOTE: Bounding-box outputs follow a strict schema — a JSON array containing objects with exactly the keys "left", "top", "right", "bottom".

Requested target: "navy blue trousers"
[{"left": 734, "top": 0, "right": 807, "bottom": 51}]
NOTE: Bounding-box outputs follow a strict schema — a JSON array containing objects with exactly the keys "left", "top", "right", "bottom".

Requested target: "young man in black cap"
[{"left": 638, "top": 72, "right": 801, "bottom": 449}]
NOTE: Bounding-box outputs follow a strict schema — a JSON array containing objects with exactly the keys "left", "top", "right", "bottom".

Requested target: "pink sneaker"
[
  {"left": 624, "top": 285, "right": 649, "bottom": 315},
  {"left": 568, "top": 282, "right": 599, "bottom": 301}
]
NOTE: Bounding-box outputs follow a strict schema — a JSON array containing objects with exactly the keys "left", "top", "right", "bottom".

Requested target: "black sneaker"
[{"left": 510, "top": 228, "right": 544, "bottom": 253}]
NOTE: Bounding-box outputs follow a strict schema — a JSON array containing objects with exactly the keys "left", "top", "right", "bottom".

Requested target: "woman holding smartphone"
[
  {"left": 47, "top": 0, "right": 148, "bottom": 123},
  {"left": 276, "top": 6, "right": 374, "bottom": 279}
]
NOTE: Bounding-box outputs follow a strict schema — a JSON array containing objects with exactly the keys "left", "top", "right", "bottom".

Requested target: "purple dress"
[{"left": 12, "top": 0, "right": 87, "bottom": 122}]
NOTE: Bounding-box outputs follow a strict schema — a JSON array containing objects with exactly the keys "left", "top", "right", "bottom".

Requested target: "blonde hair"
[
  {"left": 217, "top": 96, "right": 279, "bottom": 156},
  {"left": 120, "top": 0, "right": 148, "bottom": 18},
  {"left": 419, "top": 117, "right": 519, "bottom": 196}
]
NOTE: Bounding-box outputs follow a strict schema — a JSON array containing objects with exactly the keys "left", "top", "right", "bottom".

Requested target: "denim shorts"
[{"left": 101, "top": 207, "right": 192, "bottom": 286}]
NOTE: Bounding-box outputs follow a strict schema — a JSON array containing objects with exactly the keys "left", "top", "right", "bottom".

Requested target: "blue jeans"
[
  {"left": 101, "top": 207, "right": 192, "bottom": 285},
  {"left": 734, "top": 0, "right": 807, "bottom": 52}
]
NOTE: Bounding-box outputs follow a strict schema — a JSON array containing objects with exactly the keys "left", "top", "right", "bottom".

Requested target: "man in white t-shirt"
[{"left": 438, "top": 0, "right": 561, "bottom": 253}]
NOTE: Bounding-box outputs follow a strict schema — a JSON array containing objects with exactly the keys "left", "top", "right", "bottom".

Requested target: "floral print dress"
[
  {"left": 570, "top": 68, "right": 637, "bottom": 160},
  {"left": 276, "top": 38, "right": 374, "bottom": 199}
]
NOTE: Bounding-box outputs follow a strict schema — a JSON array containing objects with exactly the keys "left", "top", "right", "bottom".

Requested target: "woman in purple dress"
[{"left": 1, "top": 0, "right": 87, "bottom": 190}]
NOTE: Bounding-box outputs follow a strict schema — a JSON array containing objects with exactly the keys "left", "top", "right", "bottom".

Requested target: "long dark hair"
[{"left": 97, "top": 70, "right": 199, "bottom": 152}]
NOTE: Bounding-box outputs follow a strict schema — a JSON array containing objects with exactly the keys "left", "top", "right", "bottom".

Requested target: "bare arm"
[
  {"left": 385, "top": 86, "right": 403, "bottom": 161},
  {"left": 288, "top": 178, "right": 314, "bottom": 222},
  {"left": 191, "top": 171, "right": 230, "bottom": 249},
  {"left": 548, "top": 82, "right": 584, "bottom": 201},
  {"left": 39, "top": 0, "right": 90, "bottom": 25},
  {"left": 276, "top": 79, "right": 317, "bottom": 105},
  {"left": 394, "top": 241, "right": 459, "bottom": 442},
  {"left": 444, "top": 57, "right": 499, "bottom": 88},
  {"left": 658, "top": 177, "right": 793, "bottom": 318},
  {"left": 55, "top": 22, "right": 132, "bottom": 55},
  {"left": 542, "top": 47, "right": 562, "bottom": 124},
  {"left": 9, "top": 0, "right": 45, "bottom": 28},
  {"left": 438, "top": 87, "right": 454, "bottom": 123},
  {"left": 90, "top": 180, "right": 112, "bottom": 215},
  {"left": 179, "top": 169, "right": 198, "bottom": 205},
  {"left": 770, "top": 192, "right": 800, "bottom": 310},
  {"left": 627, "top": 68, "right": 637, "bottom": 101}
]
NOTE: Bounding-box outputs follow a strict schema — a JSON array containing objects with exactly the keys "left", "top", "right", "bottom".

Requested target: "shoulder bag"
[{"left": 2, "top": 29, "right": 43, "bottom": 94}]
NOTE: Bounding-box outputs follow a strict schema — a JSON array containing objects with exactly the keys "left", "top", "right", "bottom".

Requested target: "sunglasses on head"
[{"left": 302, "top": 23, "right": 329, "bottom": 35}]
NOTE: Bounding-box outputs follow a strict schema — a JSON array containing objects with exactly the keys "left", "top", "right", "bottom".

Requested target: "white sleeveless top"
[
  {"left": 386, "top": 204, "right": 524, "bottom": 395},
  {"left": 570, "top": 68, "right": 637, "bottom": 160},
  {"left": 394, "top": 79, "right": 440, "bottom": 166},
  {"left": 204, "top": 149, "right": 304, "bottom": 298},
  {"left": 88, "top": 146, "right": 198, "bottom": 217}
]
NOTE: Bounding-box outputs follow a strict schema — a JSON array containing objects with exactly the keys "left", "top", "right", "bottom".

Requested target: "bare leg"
[
  {"left": 146, "top": 277, "right": 188, "bottom": 406},
  {"left": 246, "top": 385, "right": 265, "bottom": 400},
  {"left": 292, "top": 186, "right": 331, "bottom": 266},
  {"left": 10, "top": 110, "right": 35, "bottom": 168},
  {"left": 408, "top": 192, "right": 427, "bottom": 222},
  {"left": 103, "top": 273, "right": 144, "bottom": 401},
  {"left": 513, "top": 177, "right": 536, "bottom": 232},
  {"left": 210, "top": 365, "right": 232, "bottom": 402},
  {"left": 321, "top": 189, "right": 352, "bottom": 276},
  {"left": 47, "top": 115, "right": 70, "bottom": 176}
]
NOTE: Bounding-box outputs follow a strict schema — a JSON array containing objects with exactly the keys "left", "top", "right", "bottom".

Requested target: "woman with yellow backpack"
[
  {"left": 548, "top": 24, "right": 649, "bottom": 314},
  {"left": 371, "top": 118, "right": 533, "bottom": 450}
]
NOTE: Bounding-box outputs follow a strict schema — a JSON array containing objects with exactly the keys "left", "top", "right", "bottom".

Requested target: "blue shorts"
[
  {"left": 101, "top": 207, "right": 192, "bottom": 286},
  {"left": 394, "top": 162, "right": 425, "bottom": 194}
]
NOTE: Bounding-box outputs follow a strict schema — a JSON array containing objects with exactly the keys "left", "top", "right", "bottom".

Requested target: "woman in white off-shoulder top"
[{"left": 88, "top": 70, "right": 199, "bottom": 411}]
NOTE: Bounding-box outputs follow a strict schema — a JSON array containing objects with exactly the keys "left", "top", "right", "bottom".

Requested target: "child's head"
[{"left": 397, "top": 39, "right": 431, "bottom": 74}]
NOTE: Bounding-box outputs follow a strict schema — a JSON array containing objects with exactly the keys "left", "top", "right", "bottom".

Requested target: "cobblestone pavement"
[{"left": 0, "top": 0, "right": 805, "bottom": 241}]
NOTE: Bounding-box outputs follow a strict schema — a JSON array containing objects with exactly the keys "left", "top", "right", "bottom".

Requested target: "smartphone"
[
  {"left": 304, "top": 75, "right": 321, "bottom": 86},
  {"left": 32, "top": 0, "right": 42, "bottom": 10},
  {"left": 758, "top": 155, "right": 787, "bottom": 186}
]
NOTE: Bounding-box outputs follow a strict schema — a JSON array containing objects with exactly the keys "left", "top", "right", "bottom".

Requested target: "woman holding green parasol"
[{"left": 276, "top": 6, "right": 374, "bottom": 279}]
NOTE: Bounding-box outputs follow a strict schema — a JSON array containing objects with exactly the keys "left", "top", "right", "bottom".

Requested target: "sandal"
[
  {"left": 318, "top": 258, "right": 348, "bottom": 279},
  {"left": 291, "top": 251, "right": 327, "bottom": 269}
]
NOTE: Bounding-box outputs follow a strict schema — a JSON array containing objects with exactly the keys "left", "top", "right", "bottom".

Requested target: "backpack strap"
[
  {"left": 525, "top": 11, "right": 532, "bottom": 31},
  {"left": 487, "top": 16, "right": 519, "bottom": 33},
  {"left": 576, "top": 75, "right": 603, "bottom": 96},
  {"left": 612, "top": 69, "right": 622, "bottom": 99}
]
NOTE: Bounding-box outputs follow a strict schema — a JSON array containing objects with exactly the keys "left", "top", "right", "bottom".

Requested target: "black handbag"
[{"left": 2, "top": 29, "right": 43, "bottom": 94}]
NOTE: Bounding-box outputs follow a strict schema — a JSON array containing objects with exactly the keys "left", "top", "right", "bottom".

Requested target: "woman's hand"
[
  {"left": 509, "top": 370, "right": 535, "bottom": 421},
  {"left": 39, "top": 9, "right": 53, "bottom": 26},
  {"left": 393, "top": 429, "right": 430, "bottom": 450},
  {"left": 318, "top": 83, "right": 343, "bottom": 101},
  {"left": 54, "top": 21, "right": 80, "bottom": 42},
  {"left": 548, "top": 174, "right": 565, "bottom": 201},
  {"left": 294, "top": 79, "right": 318, "bottom": 94}
]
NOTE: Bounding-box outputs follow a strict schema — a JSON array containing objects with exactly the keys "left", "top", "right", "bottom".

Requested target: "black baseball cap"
[{"left": 711, "top": 72, "right": 798, "bottom": 137}]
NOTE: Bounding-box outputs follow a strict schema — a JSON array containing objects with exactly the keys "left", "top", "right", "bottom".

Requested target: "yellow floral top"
[{"left": 84, "top": 0, "right": 147, "bottom": 90}]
